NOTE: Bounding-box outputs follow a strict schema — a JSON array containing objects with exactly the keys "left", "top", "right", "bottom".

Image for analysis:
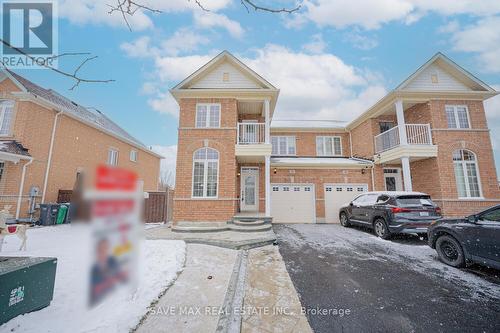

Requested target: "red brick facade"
[{"left": 0, "top": 77, "right": 161, "bottom": 218}]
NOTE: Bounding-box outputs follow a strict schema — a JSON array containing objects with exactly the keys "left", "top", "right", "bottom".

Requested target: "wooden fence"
[
  {"left": 144, "top": 190, "right": 173, "bottom": 223},
  {"left": 57, "top": 189, "right": 173, "bottom": 223}
]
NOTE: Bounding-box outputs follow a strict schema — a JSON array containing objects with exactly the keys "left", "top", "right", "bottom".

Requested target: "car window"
[
  {"left": 352, "top": 195, "right": 365, "bottom": 205},
  {"left": 376, "top": 195, "right": 390, "bottom": 203},
  {"left": 396, "top": 196, "right": 434, "bottom": 207},
  {"left": 363, "top": 194, "right": 379, "bottom": 205},
  {"left": 479, "top": 208, "right": 500, "bottom": 222}
]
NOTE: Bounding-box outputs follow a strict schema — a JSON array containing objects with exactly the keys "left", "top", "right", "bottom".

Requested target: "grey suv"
[{"left": 339, "top": 191, "right": 442, "bottom": 239}]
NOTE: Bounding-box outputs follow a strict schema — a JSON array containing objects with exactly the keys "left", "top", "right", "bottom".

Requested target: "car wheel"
[
  {"left": 435, "top": 235, "right": 465, "bottom": 268},
  {"left": 339, "top": 212, "right": 350, "bottom": 227},
  {"left": 373, "top": 218, "right": 390, "bottom": 239}
]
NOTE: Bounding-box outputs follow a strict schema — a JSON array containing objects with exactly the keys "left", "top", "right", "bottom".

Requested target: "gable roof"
[
  {"left": 172, "top": 50, "right": 278, "bottom": 91},
  {"left": 396, "top": 52, "right": 495, "bottom": 92},
  {"left": 1, "top": 68, "right": 161, "bottom": 157},
  {"left": 346, "top": 53, "right": 498, "bottom": 129}
]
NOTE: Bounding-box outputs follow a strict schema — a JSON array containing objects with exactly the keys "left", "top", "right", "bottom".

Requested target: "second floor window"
[
  {"left": 316, "top": 136, "right": 342, "bottom": 156},
  {"left": 446, "top": 105, "right": 470, "bottom": 129},
  {"left": 0, "top": 100, "right": 15, "bottom": 136},
  {"left": 107, "top": 149, "right": 118, "bottom": 166},
  {"left": 271, "top": 136, "right": 296, "bottom": 155},
  {"left": 196, "top": 104, "right": 220, "bottom": 128},
  {"left": 130, "top": 150, "right": 138, "bottom": 162}
]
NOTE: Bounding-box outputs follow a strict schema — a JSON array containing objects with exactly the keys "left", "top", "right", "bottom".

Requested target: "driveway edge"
[{"left": 216, "top": 249, "right": 249, "bottom": 333}]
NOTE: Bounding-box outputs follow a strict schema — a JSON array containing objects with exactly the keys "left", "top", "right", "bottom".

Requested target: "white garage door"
[
  {"left": 324, "top": 184, "right": 368, "bottom": 223},
  {"left": 271, "top": 184, "right": 316, "bottom": 223}
]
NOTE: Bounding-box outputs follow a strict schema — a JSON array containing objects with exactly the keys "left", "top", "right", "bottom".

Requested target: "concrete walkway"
[
  {"left": 242, "top": 246, "right": 312, "bottom": 333},
  {"left": 145, "top": 225, "right": 277, "bottom": 250},
  {"left": 136, "top": 244, "right": 238, "bottom": 333}
]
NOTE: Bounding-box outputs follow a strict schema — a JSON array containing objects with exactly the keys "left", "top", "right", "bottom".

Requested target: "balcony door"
[
  {"left": 384, "top": 168, "right": 403, "bottom": 191},
  {"left": 379, "top": 121, "right": 395, "bottom": 151},
  {"left": 240, "top": 167, "right": 259, "bottom": 212}
]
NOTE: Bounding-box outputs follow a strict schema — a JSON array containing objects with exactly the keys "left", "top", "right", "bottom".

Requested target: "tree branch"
[
  {"left": 107, "top": 0, "right": 163, "bottom": 31},
  {"left": 0, "top": 39, "right": 115, "bottom": 90},
  {"left": 108, "top": 0, "right": 301, "bottom": 30},
  {"left": 241, "top": 0, "right": 301, "bottom": 13}
]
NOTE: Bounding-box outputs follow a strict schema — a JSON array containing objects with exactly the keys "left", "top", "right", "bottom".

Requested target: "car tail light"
[{"left": 391, "top": 207, "right": 411, "bottom": 213}]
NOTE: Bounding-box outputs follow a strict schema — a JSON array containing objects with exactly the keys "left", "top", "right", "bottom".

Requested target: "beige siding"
[
  {"left": 403, "top": 64, "right": 472, "bottom": 91},
  {"left": 190, "top": 62, "right": 261, "bottom": 89}
]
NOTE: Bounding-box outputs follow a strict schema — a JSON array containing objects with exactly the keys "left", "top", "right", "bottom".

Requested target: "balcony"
[
  {"left": 235, "top": 122, "right": 272, "bottom": 161},
  {"left": 237, "top": 122, "right": 266, "bottom": 144},
  {"left": 373, "top": 124, "right": 437, "bottom": 164}
]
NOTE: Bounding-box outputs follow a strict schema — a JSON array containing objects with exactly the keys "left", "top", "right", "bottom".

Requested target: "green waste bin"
[
  {"left": 0, "top": 257, "right": 57, "bottom": 325},
  {"left": 56, "top": 204, "right": 68, "bottom": 224}
]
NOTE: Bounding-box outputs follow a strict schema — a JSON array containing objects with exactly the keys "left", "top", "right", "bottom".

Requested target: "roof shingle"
[{"left": 6, "top": 69, "right": 146, "bottom": 148}]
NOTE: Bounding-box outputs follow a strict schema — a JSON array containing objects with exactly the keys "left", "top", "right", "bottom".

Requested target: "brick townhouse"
[
  {"left": 0, "top": 68, "right": 162, "bottom": 219},
  {"left": 170, "top": 51, "right": 500, "bottom": 229}
]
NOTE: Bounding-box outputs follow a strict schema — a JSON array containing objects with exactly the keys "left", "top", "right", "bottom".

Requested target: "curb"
[{"left": 216, "top": 249, "right": 248, "bottom": 333}]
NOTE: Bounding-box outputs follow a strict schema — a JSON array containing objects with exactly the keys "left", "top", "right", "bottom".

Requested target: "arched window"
[
  {"left": 453, "top": 149, "right": 481, "bottom": 198},
  {"left": 192, "top": 148, "right": 219, "bottom": 198}
]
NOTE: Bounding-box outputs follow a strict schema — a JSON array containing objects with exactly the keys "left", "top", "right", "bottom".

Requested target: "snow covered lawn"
[{"left": 0, "top": 224, "right": 186, "bottom": 333}]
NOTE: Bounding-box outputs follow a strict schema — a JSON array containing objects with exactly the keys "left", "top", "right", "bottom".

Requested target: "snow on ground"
[
  {"left": 0, "top": 224, "right": 186, "bottom": 333},
  {"left": 278, "top": 224, "right": 500, "bottom": 300}
]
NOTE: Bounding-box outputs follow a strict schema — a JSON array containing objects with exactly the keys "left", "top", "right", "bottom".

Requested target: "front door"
[
  {"left": 384, "top": 168, "right": 403, "bottom": 191},
  {"left": 240, "top": 167, "right": 259, "bottom": 212}
]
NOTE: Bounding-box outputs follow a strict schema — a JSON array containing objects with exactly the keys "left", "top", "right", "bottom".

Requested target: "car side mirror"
[
  {"left": 349, "top": 202, "right": 354, "bottom": 206},
  {"left": 467, "top": 215, "right": 478, "bottom": 223}
]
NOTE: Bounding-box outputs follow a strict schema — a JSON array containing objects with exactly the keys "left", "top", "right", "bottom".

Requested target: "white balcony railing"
[
  {"left": 237, "top": 122, "right": 266, "bottom": 144},
  {"left": 374, "top": 124, "right": 432, "bottom": 153}
]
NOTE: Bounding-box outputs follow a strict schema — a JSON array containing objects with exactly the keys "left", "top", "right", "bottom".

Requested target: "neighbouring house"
[
  {"left": 0, "top": 68, "right": 162, "bottom": 219},
  {"left": 170, "top": 51, "right": 500, "bottom": 228}
]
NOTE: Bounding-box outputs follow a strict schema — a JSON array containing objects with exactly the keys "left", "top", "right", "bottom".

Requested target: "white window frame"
[
  {"left": 0, "top": 162, "right": 4, "bottom": 183},
  {"left": 107, "top": 148, "right": 119, "bottom": 166},
  {"left": 0, "top": 100, "right": 15, "bottom": 136},
  {"left": 453, "top": 149, "right": 483, "bottom": 199},
  {"left": 271, "top": 136, "right": 296, "bottom": 155},
  {"left": 192, "top": 147, "right": 219, "bottom": 198},
  {"left": 130, "top": 149, "right": 138, "bottom": 162},
  {"left": 445, "top": 105, "right": 470, "bottom": 129},
  {"left": 316, "top": 136, "right": 342, "bottom": 156},
  {"left": 195, "top": 103, "right": 221, "bottom": 128}
]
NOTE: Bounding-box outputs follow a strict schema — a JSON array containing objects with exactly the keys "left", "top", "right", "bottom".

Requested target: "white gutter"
[
  {"left": 41, "top": 110, "right": 63, "bottom": 203},
  {"left": 16, "top": 157, "right": 34, "bottom": 219}
]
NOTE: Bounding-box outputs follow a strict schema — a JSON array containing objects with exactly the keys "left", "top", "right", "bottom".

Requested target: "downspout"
[
  {"left": 41, "top": 110, "right": 63, "bottom": 203},
  {"left": 16, "top": 157, "right": 34, "bottom": 219},
  {"left": 349, "top": 131, "right": 353, "bottom": 157},
  {"left": 370, "top": 164, "right": 375, "bottom": 191}
]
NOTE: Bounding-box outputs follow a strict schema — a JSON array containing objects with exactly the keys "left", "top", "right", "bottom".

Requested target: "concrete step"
[
  {"left": 232, "top": 216, "right": 273, "bottom": 223},
  {"left": 232, "top": 219, "right": 266, "bottom": 226},
  {"left": 228, "top": 224, "right": 272, "bottom": 232},
  {"left": 172, "top": 222, "right": 229, "bottom": 233}
]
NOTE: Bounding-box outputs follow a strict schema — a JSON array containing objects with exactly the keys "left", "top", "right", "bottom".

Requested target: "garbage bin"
[
  {"left": 38, "top": 204, "right": 59, "bottom": 226},
  {"left": 0, "top": 257, "right": 57, "bottom": 325},
  {"left": 56, "top": 204, "right": 68, "bottom": 225}
]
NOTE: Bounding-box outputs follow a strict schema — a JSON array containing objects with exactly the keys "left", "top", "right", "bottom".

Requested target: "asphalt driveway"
[{"left": 274, "top": 224, "right": 500, "bottom": 333}]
